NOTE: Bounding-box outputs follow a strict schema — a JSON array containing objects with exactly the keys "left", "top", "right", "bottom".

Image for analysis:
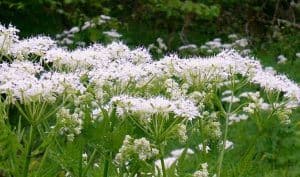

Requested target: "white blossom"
[
  {"left": 178, "top": 44, "right": 197, "bottom": 51},
  {"left": 193, "top": 163, "right": 209, "bottom": 177},
  {"left": 235, "top": 38, "right": 248, "bottom": 47},
  {"left": 277, "top": 55, "right": 287, "bottom": 64},
  {"left": 111, "top": 95, "right": 200, "bottom": 120},
  {"left": 198, "top": 144, "right": 211, "bottom": 153},
  {"left": 114, "top": 135, "right": 158, "bottom": 165},
  {"left": 103, "top": 29, "right": 122, "bottom": 38},
  {"left": 170, "top": 148, "right": 194, "bottom": 158}
]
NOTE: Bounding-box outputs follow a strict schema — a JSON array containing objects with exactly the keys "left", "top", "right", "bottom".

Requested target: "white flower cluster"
[
  {"left": 193, "top": 163, "right": 209, "bottom": 177},
  {"left": 178, "top": 44, "right": 197, "bottom": 51},
  {"left": 55, "top": 14, "right": 117, "bottom": 46},
  {"left": 221, "top": 95, "right": 240, "bottom": 104},
  {"left": 240, "top": 92, "right": 270, "bottom": 114},
  {"left": 0, "top": 61, "right": 85, "bottom": 103},
  {"left": 111, "top": 95, "right": 200, "bottom": 120},
  {"left": 198, "top": 144, "right": 211, "bottom": 153},
  {"left": 103, "top": 29, "right": 122, "bottom": 38},
  {"left": 277, "top": 54, "right": 288, "bottom": 64},
  {"left": 165, "top": 79, "right": 185, "bottom": 100},
  {"left": 176, "top": 124, "right": 188, "bottom": 143},
  {"left": 43, "top": 42, "right": 151, "bottom": 72},
  {"left": 202, "top": 111, "right": 222, "bottom": 139},
  {"left": 56, "top": 107, "right": 83, "bottom": 141},
  {"left": 63, "top": 42, "right": 299, "bottom": 105},
  {"left": 0, "top": 23, "right": 299, "bottom": 122},
  {"left": 178, "top": 34, "right": 251, "bottom": 56},
  {"left": 229, "top": 114, "right": 248, "bottom": 125},
  {"left": 10, "top": 36, "right": 56, "bottom": 60},
  {"left": 148, "top": 38, "right": 168, "bottom": 54},
  {"left": 276, "top": 52, "right": 300, "bottom": 64},
  {"left": 251, "top": 71, "right": 300, "bottom": 101},
  {"left": 222, "top": 140, "right": 234, "bottom": 150},
  {"left": 0, "top": 24, "right": 19, "bottom": 54},
  {"left": 114, "top": 135, "right": 159, "bottom": 165},
  {"left": 170, "top": 148, "right": 194, "bottom": 158}
]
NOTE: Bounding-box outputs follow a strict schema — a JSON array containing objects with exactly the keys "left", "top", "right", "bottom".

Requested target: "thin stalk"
[
  {"left": 82, "top": 149, "right": 97, "bottom": 176},
  {"left": 217, "top": 94, "right": 233, "bottom": 177},
  {"left": 103, "top": 152, "right": 110, "bottom": 177},
  {"left": 159, "top": 156, "right": 167, "bottom": 177},
  {"left": 202, "top": 140, "right": 207, "bottom": 159},
  {"left": 199, "top": 119, "right": 207, "bottom": 158},
  {"left": 36, "top": 146, "right": 49, "bottom": 176},
  {"left": 23, "top": 125, "right": 34, "bottom": 177},
  {"left": 159, "top": 144, "right": 167, "bottom": 177},
  {"left": 217, "top": 112, "right": 229, "bottom": 177},
  {"left": 0, "top": 35, "right": 7, "bottom": 61},
  {"left": 78, "top": 146, "right": 83, "bottom": 177},
  {"left": 160, "top": 118, "right": 181, "bottom": 139}
]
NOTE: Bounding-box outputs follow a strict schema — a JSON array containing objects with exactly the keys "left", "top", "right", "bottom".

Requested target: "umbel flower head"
[{"left": 111, "top": 95, "right": 200, "bottom": 120}]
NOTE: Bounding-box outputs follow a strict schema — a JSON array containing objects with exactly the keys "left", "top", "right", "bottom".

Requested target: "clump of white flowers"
[
  {"left": 114, "top": 135, "right": 159, "bottom": 166},
  {"left": 193, "top": 163, "right": 209, "bottom": 177},
  {"left": 178, "top": 44, "right": 197, "bottom": 51},
  {"left": 10, "top": 36, "right": 56, "bottom": 60},
  {"left": 229, "top": 113, "right": 248, "bottom": 124},
  {"left": 103, "top": 29, "right": 122, "bottom": 38},
  {"left": 55, "top": 14, "right": 118, "bottom": 46},
  {"left": 148, "top": 37, "right": 168, "bottom": 54},
  {"left": 165, "top": 79, "right": 184, "bottom": 100},
  {"left": 198, "top": 144, "right": 211, "bottom": 153},
  {"left": 202, "top": 112, "right": 222, "bottom": 139},
  {"left": 221, "top": 95, "right": 240, "bottom": 104},
  {"left": 170, "top": 148, "right": 194, "bottom": 158},
  {"left": 0, "top": 24, "right": 19, "bottom": 54},
  {"left": 175, "top": 124, "right": 188, "bottom": 143},
  {"left": 82, "top": 152, "right": 88, "bottom": 165},
  {"left": 222, "top": 140, "right": 234, "bottom": 150},
  {"left": 56, "top": 107, "right": 83, "bottom": 141},
  {"left": 111, "top": 95, "right": 200, "bottom": 121},
  {"left": 240, "top": 91, "right": 269, "bottom": 113},
  {"left": 277, "top": 54, "right": 288, "bottom": 64},
  {"left": 180, "top": 34, "right": 251, "bottom": 57}
]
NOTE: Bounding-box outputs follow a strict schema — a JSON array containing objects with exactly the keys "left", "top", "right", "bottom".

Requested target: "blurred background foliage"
[
  {"left": 2, "top": 1, "right": 299, "bottom": 58},
  {"left": 1, "top": 0, "right": 299, "bottom": 65},
  {"left": 0, "top": 0, "right": 299, "bottom": 41}
]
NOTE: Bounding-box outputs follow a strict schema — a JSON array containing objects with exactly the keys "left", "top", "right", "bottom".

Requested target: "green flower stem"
[
  {"left": 217, "top": 112, "right": 229, "bottom": 177},
  {"left": 217, "top": 94, "right": 233, "bottom": 177},
  {"left": 23, "top": 125, "right": 34, "bottom": 177},
  {"left": 103, "top": 152, "right": 110, "bottom": 177},
  {"left": 83, "top": 149, "right": 97, "bottom": 176},
  {"left": 0, "top": 35, "right": 7, "bottom": 61},
  {"left": 160, "top": 155, "right": 167, "bottom": 177},
  {"left": 159, "top": 144, "right": 167, "bottom": 177},
  {"left": 36, "top": 146, "right": 49, "bottom": 173}
]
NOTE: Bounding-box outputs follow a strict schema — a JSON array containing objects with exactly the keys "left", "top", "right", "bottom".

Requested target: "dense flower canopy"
[{"left": 1, "top": 23, "right": 299, "bottom": 105}]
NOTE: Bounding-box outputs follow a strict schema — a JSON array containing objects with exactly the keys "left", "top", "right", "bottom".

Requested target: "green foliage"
[{"left": 144, "top": 0, "right": 220, "bottom": 19}]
